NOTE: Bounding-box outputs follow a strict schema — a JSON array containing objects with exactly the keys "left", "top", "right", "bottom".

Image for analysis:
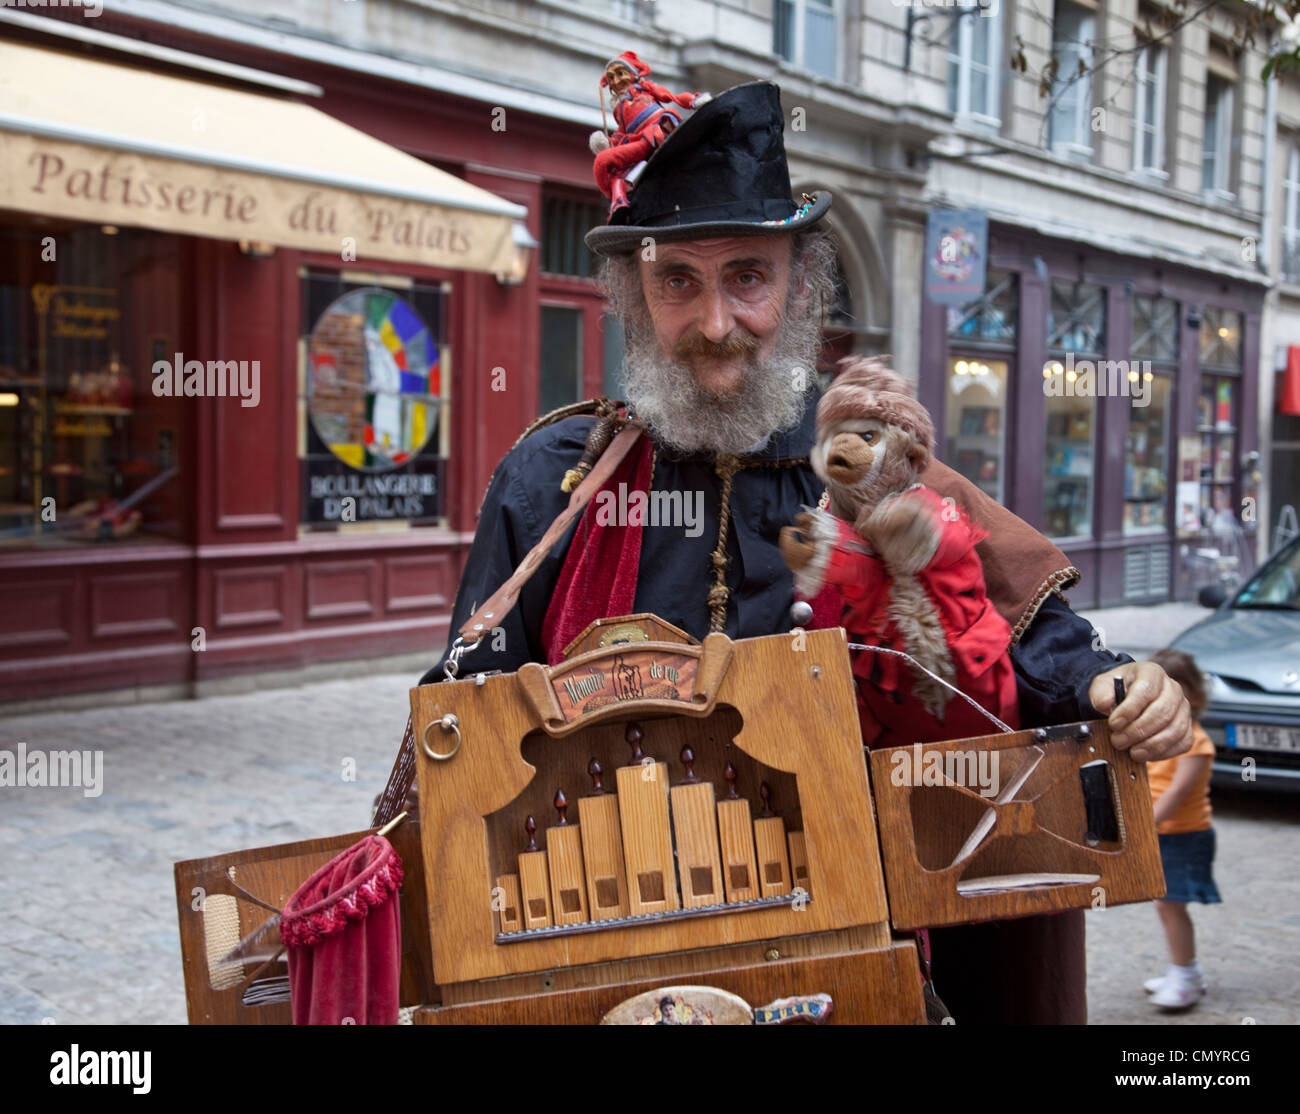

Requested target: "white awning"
[{"left": 0, "top": 39, "right": 527, "bottom": 273}]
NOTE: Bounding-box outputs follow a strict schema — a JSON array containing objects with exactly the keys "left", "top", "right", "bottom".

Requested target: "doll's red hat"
[{"left": 601, "top": 51, "right": 650, "bottom": 85}]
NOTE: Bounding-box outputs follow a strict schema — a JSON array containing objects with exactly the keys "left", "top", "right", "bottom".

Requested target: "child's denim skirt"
[{"left": 1158, "top": 827, "right": 1222, "bottom": 904}]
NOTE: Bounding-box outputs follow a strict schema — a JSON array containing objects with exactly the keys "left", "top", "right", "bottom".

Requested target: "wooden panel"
[
  {"left": 413, "top": 627, "right": 891, "bottom": 985},
  {"left": 868, "top": 720, "right": 1166, "bottom": 930},
  {"left": 384, "top": 552, "right": 451, "bottom": 613},
  {"left": 616, "top": 761, "right": 679, "bottom": 915},
  {"left": 754, "top": 816, "right": 792, "bottom": 897},
  {"left": 0, "top": 577, "right": 74, "bottom": 649},
  {"left": 578, "top": 793, "right": 629, "bottom": 921},
  {"left": 304, "top": 560, "right": 376, "bottom": 621},
  {"left": 496, "top": 874, "right": 522, "bottom": 934},
  {"left": 418, "top": 940, "right": 926, "bottom": 1025},
  {"left": 716, "top": 797, "right": 761, "bottom": 903},
  {"left": 546, "top": 823, "right": 588, "bottom": 925},
  {"left": 213, "top": 565, "right": 285, "bottom": 629},
  {"left": 210, "top": 249, "right": 287, "bottom": 534},
  {"left": 788, "top": 831, "right": 811, "bottom": 895},
  {"left": 669, "top": 781, "right": 724, "bottom": 909},
  {"left": 518, "top": 849, "right": 552, "bottom": 929},
  {"left": 90, "top": 570, "right": 182, "bottom": 639},
  {"left": 173, "top": 822, "right": 434, "bottom": 1025}
]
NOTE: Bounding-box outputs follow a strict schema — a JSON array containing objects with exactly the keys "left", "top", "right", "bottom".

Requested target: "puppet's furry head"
[{"left": 815, "top": 356, "right": 934, "bottom": 455}]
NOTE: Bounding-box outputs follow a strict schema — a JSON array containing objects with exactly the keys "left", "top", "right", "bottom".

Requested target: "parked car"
[{"left": 1170, "top": 533, "right": 1300, "bottom": 791}]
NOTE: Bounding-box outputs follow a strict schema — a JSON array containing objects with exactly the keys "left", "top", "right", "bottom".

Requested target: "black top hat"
[{"left": 585, "top": 81, "right": 831, "bottom": 256}]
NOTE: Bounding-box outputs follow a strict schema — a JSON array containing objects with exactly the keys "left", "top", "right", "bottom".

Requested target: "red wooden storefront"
[{"left": 0, "top": 17, "right": 611, "bottom": 703}]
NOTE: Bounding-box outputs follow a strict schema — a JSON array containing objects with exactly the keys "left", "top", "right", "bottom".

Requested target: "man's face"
[{"left": 639, "top": 237, "right": 793, "bottom": 401}]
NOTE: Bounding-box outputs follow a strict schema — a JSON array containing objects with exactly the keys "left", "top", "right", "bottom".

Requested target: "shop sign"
[
  {"left": 2, "top": 133, "right": 515, "bottom": 273},
  {"left": 302, "top": 456, "right": 444, "bottom": 524},
  {"left": 924, "top": 208, "right": 988, "bottom": 306}
]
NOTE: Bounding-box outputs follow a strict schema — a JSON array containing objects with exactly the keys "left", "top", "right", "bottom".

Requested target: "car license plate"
[{"left": 1225, "top": 723, "right": 1300, "bottom": 753}]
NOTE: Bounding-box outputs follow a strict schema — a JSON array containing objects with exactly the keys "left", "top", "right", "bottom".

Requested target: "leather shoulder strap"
[{"left": 458, "top": 423, "right": 645, "bottom": 645}]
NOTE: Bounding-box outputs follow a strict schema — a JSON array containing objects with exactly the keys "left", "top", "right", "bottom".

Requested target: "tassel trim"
[
  {"left": 280, "top": 837, "right": 404, "bottom": 950},
  {"left": 1010, "top": 565, "right": 1082, "bottom": 647}
]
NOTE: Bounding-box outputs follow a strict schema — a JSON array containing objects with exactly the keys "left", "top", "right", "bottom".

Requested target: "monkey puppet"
[{"left": 779, "top": 357, "right": 1020, "bottom": 749}]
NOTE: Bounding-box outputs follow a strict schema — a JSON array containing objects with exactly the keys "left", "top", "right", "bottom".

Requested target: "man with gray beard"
[{"left": 417, "top": 81, "right": 1190, "bottom": 1024}]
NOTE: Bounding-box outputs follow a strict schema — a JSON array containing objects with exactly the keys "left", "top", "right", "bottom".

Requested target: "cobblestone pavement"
[
  {"left": 1086, "top": 786, "right": 1299, "bottom": 1026},
  {"left": 1, "top": 602, "right": 1295, "bottom": 1026},
  {"left": 0, "top": 675, "right": 411, "bottom": 1025}
]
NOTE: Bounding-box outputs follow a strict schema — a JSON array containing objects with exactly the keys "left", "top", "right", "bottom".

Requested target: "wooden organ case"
[
  {"left": 408, "top": 615, "right": 927, "bottom": 1024},
  {"left": 173, "top": 613, "right": 1166, "bottom": 1025}
]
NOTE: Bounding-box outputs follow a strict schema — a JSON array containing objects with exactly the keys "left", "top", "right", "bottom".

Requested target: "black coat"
[{"left": 420, "top": 398, "right": 1131, "bottom": 726}]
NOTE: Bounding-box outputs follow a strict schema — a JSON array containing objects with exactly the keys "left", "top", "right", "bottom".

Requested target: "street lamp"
[{"left": 495, "top": 220, "right": 538, "bottom": 286}]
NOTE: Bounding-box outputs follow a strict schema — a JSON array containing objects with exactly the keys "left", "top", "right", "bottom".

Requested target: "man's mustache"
[{"left": 673, "top": 329, "right": 761, "bottom": 361}]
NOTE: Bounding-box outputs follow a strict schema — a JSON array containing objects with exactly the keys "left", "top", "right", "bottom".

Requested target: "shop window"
[
  {"left": 602, "top": 313, "right": 626, "bottom": 400},
  {"left": 948, "top": 4, "right": 1003, "bottom": 124},
  {"left": 541, "top": 197, "right": 606, "bottom": 279},
  {"left": 1127, "top": 294, "right": 1176, "bottom": 537},
  {"left": 1124, "top": 373, "right": 1171, "bottom": 535},
  {"left": 0, "top": 222, "right": 185, "bottom": 548},
  {"left": 1132, "top": 294, "right": 1179, "bottom": 362},
  {"left": 1197, "top": 376, "right": 1238, "bottom": 528},
  {"left": 1199, "top": 306, "right": 1242, "bottom": 369},
  {"left": 1043, "top": 281, "right": 1106, "bottom": 540},
  {"left": 1043, "top": 385, "right": 1095, "bottom": 539},
  {"left": 774, "top": 0, "right": 839, "bottom": 80},
  {"left": 300, "top": 272, "right": 449, "bottom": 528},
  {"left": 945, "top": 357, "right": 1009, "bottom": 503},
  {"left": 1048, "top": 0, "right": 1095, "bottom": 157},
  {"left": 1047, "top": 279, "right": 1106, "bottom": 353},
  {"left": 947, "top": 270, "right": 1018, "bottom": 344},
  {"left": 540, "top": 305, "right": 584, "bottom": 415},
  {"left": 1196, "top": 305, "right": 1242, "bottom": 530}
]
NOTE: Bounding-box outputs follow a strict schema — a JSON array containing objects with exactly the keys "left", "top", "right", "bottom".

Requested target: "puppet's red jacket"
[{"left": 798, "top": 488, "right": 1020, "bottom": 749}]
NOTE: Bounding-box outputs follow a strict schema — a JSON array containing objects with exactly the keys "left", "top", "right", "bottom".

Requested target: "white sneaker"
[
  {"left": 1145, "top": 972, "right": 1208, "bottom": 995},
  {"left": 1151, "top": 977, "right": 1206, "bottom": 1010}
]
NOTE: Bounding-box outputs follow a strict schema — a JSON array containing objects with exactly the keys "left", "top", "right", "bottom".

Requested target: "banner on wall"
[{"left": 924, "top": 208, "right": 989, "bottom": 306}]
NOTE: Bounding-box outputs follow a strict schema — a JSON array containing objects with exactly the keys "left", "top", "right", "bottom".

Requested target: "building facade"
[
  {"left": 0, "top": 0, "right": 1278, "bottom": 702},
  {"left": 1263, "top": 64, "right": 1300, "bottom": 555}
]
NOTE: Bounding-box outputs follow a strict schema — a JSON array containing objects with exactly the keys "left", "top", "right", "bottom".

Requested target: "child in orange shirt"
[{"left": 1144, "top": 648, "right": 1221, "bottom": 1010}]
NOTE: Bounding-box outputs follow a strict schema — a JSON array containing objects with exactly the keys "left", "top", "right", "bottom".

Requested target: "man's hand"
[{"left": 1087, "top": 660, "right": 1192, "bottom": 763}]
